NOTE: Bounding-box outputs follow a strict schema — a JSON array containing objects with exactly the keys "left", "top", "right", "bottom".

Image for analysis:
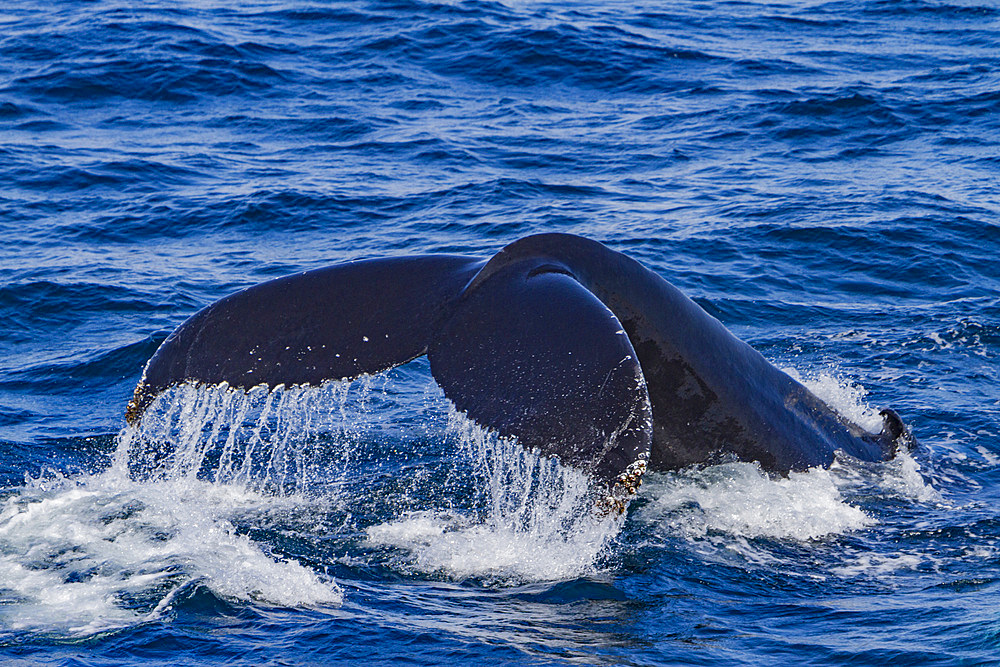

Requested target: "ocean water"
[{"left": 1, "top": 0, "right": 998, "bottom": 664}]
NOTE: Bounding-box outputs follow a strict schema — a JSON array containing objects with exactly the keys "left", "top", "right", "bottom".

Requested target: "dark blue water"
[{"left": 2, "top": 0, "right": 999, "bottom": 664}]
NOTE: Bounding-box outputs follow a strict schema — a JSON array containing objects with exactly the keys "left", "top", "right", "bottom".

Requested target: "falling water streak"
[
  {"left": 217, "top": 390, "right": 254, "bottom": 483},
  {"left": 111, "top": 379, "right": 627, "bottom": 585},
  {"left": 114, "top": 379, "right": 385, "bottom": 497},
  {"left": 271, "top": 390, "right": 293, "bottom": 491},
  {"left": 243, "top": 388, "right": 277, "bottom": 488},
  {"left": 446, "top": 409, "right": 623, "bottom": 540}
]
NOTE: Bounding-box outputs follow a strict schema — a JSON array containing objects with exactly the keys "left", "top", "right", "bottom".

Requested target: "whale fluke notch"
[
  {"left": 428, "top": 256, "right": 652, "bottom": 486},
  {"left": 127, "top": 233, "right": 911, "bottom": 501}
]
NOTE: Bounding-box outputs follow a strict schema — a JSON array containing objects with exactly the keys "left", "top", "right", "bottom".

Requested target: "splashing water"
[
  {"left": 365, "top": 411, "right": 624, "bottom": 584},
  {"left": 0, "top": 380, "right": 387, "bottom": 638},
  {"left": 0, "top": 366, "right": 932, "bottom": 639},
  {"left": 637, "top": 462, "right": 874, "bottom": 542},
  {"left": 785, "top": 367, "right": 885, "bottom": 433},
  {"left": 0, "top": 470, "right": 342, "bottom": 637},
  {"left": 0, "top": 374, "right": 629, "bottom": 638},
  {"left": 116, "top": 379, "right": 393, "bottom": 496}
]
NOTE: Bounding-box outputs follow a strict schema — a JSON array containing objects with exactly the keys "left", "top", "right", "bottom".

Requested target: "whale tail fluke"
[
  {"left": 126, "top": 255, "right": 485, "bottom": 424},
  {"left": 125, "top": 244, "right": 655, "bottom": 496},
  {"left": 428, "top": 255, "right": 653, "bottom": 487},
  {"left": 125, "top": 233, "right": 913, "bottom": 499}
]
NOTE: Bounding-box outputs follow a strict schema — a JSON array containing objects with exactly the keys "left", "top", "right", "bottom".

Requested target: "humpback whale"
[{"left": 126, "top": 233, "right": 911, "bottom": 509}]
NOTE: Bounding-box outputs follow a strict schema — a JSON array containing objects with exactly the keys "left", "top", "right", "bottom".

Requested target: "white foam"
[
  {"left": 635, "top": 462, "right": 873, "bottom": 542},
  {"left": 364, "top": 412, "right": 623, "bottom": 584},
  {"left": 0, "top": 382, "right": 370, "bottom": 638},
  {"left": 0, "top": 471, "right": 341, "bottom": 637},
  {"left": 366, "top": 509, "right": 614, "bottom": 583},
  {"left": 783, "top": 367, "right": 884, "bottom": 433},
  {"left": 877, "top": 449, "right": 942, "bottom": 503},
  {"left": 976, "top": 445, "right": 1000, "bottom": 467},
  {"left": 831, "top": 552, "right": 925, "bottom": 578}
]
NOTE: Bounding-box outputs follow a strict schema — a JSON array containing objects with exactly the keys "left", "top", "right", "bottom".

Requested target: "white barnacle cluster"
[{"left": 598, "top": 456, "right": 648, "bottom": 516}]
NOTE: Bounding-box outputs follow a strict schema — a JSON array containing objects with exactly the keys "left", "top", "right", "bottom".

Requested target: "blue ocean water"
[{"left": 1, "top": 0, "right": 999, "bottom": 664}]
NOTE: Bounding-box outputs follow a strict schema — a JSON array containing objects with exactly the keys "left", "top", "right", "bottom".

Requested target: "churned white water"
[
  {"left": 634, "top": 371, "right": 935, "bottom": 546},
  {"left": 0, "top": 381, "right": 371, "bottom": 637},
  {"left": 0, "top": 471, "right": 342, "bottom": 636},
  {"left": 0, "top": 369, "right": 931, "bottom": 635},
  {"left": 636, "top": 461, "right": 874, "bottom": 542},
  {"left": 365, "top": 411, "right": 624, "bottom": 583}
]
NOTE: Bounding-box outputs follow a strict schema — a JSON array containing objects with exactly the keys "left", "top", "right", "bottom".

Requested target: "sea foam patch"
[
  {"left": 0, "top": 470, "right": 341, "bottom": 637},
  {"left": 0, "top": 381, "right": 373, "bottom": 639},
  {"left": 636, "top": 462, "right": 873, "bottom": 542}
]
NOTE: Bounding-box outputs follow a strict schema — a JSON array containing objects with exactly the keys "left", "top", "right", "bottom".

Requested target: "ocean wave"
[{"left": 2, "top": 0, "right": 999, "bottom": 661}]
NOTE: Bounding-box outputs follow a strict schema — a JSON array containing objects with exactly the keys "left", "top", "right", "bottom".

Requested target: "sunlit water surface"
[{"left": 1, "top": 0, "right": 998, "bottom": 664}]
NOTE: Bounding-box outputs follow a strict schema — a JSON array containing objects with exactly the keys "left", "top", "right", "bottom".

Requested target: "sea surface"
[{"left": 1, "top": 0, "right": 998, "bottom": 664}]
